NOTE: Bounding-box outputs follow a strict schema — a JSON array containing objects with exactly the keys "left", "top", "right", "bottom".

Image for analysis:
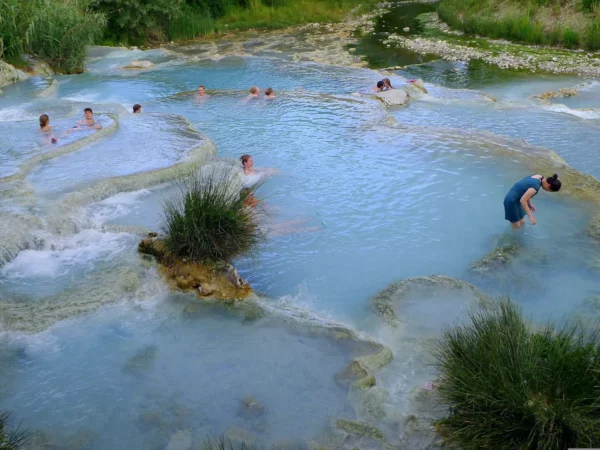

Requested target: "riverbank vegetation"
[
  {"left": 1, "top": 0, "right": 374, "bottom": 72},
  {"left": 434, "top": 299, "right": 600, "bottom": 449},
  {"left": 438, "top": 0, "right": 600, "bottom": 50},
  {"left": 0, "top": 0, "right": 105, "bottom": 72},
  {"left": 162, "top": 166, "right": 263, "bottom": 262}
]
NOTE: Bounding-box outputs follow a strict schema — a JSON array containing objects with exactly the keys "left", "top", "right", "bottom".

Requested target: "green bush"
[
  {"left": 0, "top": 0, "right": 105, "bottom": 72},
  {"left": 433, "top": 299, "right": 600, "bottom": 450},
  {"left": 0, "top": 412, "right": 28, "bottom": 449},
  {"left": 582, "top": 0, "right": 600, "bottom": 11},
  {"left": 585, "top": 18, "right": 600, "bottom": 50},
  {"left": 162, "top": 164, "right": 264, "bottom": 262},
  {"left": 90, "top": 0, "right": 184, "bottom": 42},
  {"left": 562, "top": 26, "right": 580, "bottom": 48}
]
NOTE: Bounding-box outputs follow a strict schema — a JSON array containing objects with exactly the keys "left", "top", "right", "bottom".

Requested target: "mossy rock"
[
  {"left": 470, "top": 240, "right": 520, "bottom": 273},
  {"left": 335, "top": 419, "right": 386, "bottom": 441},
  {"left": 371, "top": 275, "right": 490, "bottom": 326},
  {"left": 122, "top": 344, "right": 158, "bottom": 375},
  {"left": 138, "top": 234, "right": 252, "bottom": 300}
]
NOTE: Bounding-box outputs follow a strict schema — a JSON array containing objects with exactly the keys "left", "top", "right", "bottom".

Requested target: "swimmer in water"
[
  {"left": 241, "top": 154, "right": 256, "bottom": 175},
  {"left": 133, "top": 104, "right": 142, "bottom": 113},
  {"left": 248, "top": 86, "right": 260, "bottom": 98},
  {"left": 383, "top": 78, "right": 393, "bottom": 90},
  {"left": 504, "top": 174, "right": 561, "bottom": 229},
  {"left": 265, "top": 88, "right": 276, "bottom": 99},
  {"left": 197, "top": 85, "right": 206, "bottom": 97},
  {"left": 65, "top": 108, "right": 102, "bottom": 134},
  {"left": 374, "top": 80, "right": 385, "bottom": 92},
  {"left": 39, "top": 114, "right": 57, "bottom": 144}
]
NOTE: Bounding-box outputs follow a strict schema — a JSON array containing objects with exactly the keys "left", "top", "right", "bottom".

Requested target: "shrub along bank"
[{"left": 438, "top": 0, "right": 600, "bottom": 50}]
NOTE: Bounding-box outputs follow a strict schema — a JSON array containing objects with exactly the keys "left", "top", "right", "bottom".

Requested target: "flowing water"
[{"left": 1, "top": 3, "right": 600, "bottom": 449}]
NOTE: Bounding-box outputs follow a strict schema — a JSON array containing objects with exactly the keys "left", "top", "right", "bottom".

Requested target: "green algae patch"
[
  {"left": 335, "top": 419, "right": 386, "bottom": 441},
  {"left": 470, "top": 240, "right": 520, "bottom": 273}
]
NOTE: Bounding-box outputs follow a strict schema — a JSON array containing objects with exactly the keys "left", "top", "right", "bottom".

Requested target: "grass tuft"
[
  {"left": 433, "top": 298, "right": 600, "bottom": 449},
  {"left": 161, "top": 163, "right": 264, "bottom": 262},
  {"left": 0, "top": 412, "right": 28, "bottom": 450}
]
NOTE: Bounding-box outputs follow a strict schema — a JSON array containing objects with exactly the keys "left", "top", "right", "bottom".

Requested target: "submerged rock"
[
  {"left": 237, "top": 396, "right": 265, "bottom": 419},
  {"left": 470, "top": 239, "right": 520, "bottom": 273},
  {"left": 375, "top": 89, "right": 410, "bottom": 107},
  {"left": 138, "top": 234, "right": 252, "bottom": 300},
  {"left": 371, "top": 275, "right": 490, "bottom": 327},
  {"left": 533, "top": 87, "right": 578, "bottom": 101},
  {"left": 224, "top": 426, "right": 255, "bottom": 447},
  {"left": 167, "top": 430, "right": 193, "bottom": 450},
  {"left": 37, "top": 78, "right": 59, "bottom": 97},
  {"left": 335, "top": 419, "right": 386, "bottom": 441},
  {"left": 122, "top": 344, "right": 159, "bottom": 374},
  {"left": 122, "top": 60, "right": 154, "bottom": 69}
]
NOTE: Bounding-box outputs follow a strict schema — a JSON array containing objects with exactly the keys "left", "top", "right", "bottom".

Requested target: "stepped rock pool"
[{"left": 1, "top": 13, "right": 600, "bottom": 450}]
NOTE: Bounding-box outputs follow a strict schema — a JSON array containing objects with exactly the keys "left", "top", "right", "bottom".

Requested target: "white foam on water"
[
  {"left": 1, "top": 229, "right": 132, "bottom": 279},
  {"left": 542, "top": 102, "right": 600, "bottom": 120},
  {"left": 88, "top": 189, "right": 154, "bottom": 225},
  {"left": 0, "top": 107, "right": 36, "bottom": 122}
]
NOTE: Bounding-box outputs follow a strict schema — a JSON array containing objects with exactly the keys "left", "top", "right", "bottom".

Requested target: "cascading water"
[{"left": 1, "top": 9, "right": 600, "bottom": 449}]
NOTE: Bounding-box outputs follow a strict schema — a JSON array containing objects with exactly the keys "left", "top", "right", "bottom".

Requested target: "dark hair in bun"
[{"left": 546, "top": 173, "right": 561, "bottom": 192}]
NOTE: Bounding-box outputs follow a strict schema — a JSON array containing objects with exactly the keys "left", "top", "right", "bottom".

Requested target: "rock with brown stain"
[{"left": 138, "top": 234, "right": 252, "bottom": 300}]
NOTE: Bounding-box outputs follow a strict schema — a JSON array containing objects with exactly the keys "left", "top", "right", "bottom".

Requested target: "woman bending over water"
[{"left": 504, "top": 174, "right": 561, "bottom": 229}]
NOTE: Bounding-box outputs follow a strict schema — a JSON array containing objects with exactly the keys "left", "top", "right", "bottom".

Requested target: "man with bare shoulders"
[{"left": 65, "top": 108, "right": 102, "bottom": 135}]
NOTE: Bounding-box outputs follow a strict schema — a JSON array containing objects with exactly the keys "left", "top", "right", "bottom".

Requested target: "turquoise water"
[{"left": 1, "top": 30, "right": 600, "bottom": 449}]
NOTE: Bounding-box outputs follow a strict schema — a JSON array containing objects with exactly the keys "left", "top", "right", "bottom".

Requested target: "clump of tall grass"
[
  {"left": 203, "top": 437, "right": 256, "bottom": 450},
  {"left": 433, "top": 299, "right": 600, "bottom": 449},
  {"left": 0, "top": 0, "right": 105, "bottom": 72},
  {"left": 168, "top": 6, "right": 217, "bottom": 41},
  {"left": 438, "top": 0, "right": 600, "bottom": 49},
  {"left": 161, "top": 164, "right": 264, "bottom": 262},
  {"left": 0, "top": 412, "right": 28, "bottom": 450}
]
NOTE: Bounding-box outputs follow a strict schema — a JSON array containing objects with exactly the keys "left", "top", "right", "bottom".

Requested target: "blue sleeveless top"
[{"left": 505, "top": 176, "right": 542, "bottom": 204}]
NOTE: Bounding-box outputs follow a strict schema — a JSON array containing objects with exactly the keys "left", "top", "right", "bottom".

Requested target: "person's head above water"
[
  {"left": 383, "top": 78, "right": 393, "bottom": 89},
  {"left": 133, "top": 104, "right": 142, "bottom": 113},
  {"left": 249, "top": 86, "right": 259, "bottom": 95},
  {"left": 198, "top": 85, "right": 205, "bottom": 96},
  {"left": 39, "top": 114, "right": 49, "bottom": 129},
  {"left": 376, "top": 81, "right": 384, "bottom": 91},
  {"left": 542, "top": 173, "right": 561, "bottom": 192},
  {"left": 265, "top": 88, "right": 274, "bottom": 97},
  {"left": 240, "top": 154, "right": 254, "bottom": 170},
  {"left": 84, "top": 108, "right": 93, "bottom": 120}
]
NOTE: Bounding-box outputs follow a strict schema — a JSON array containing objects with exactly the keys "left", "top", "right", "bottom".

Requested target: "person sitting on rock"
[
  {"left": 248, "top": 86, "right": 260, "bottom": 98},
  {"left": 65, "top": 108, "right": 102, "bottom": 134},
  {"left": 265, "top": 88, "right": 276, "bottom": 99},
  {"left": 133, "top": 104, "right": 142, "bottom": 114},
  {"left": 39, "top": 114, "right": 57, "bottom": 144},
  {"left": 504, "top": 174, "right": 561, "bottom": 229}
]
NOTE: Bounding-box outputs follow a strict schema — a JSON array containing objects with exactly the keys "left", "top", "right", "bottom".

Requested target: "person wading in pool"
[
  {"left": 503, "top": 174, "right": 561, "bottom": 229},
  {"left": 133, "top": 104, "right": 142, "bottom": 113}
]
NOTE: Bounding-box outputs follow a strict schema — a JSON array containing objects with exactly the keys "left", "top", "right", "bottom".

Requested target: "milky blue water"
[{"left": 1, "top": 34, "right": 600, "bottom": 449}]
